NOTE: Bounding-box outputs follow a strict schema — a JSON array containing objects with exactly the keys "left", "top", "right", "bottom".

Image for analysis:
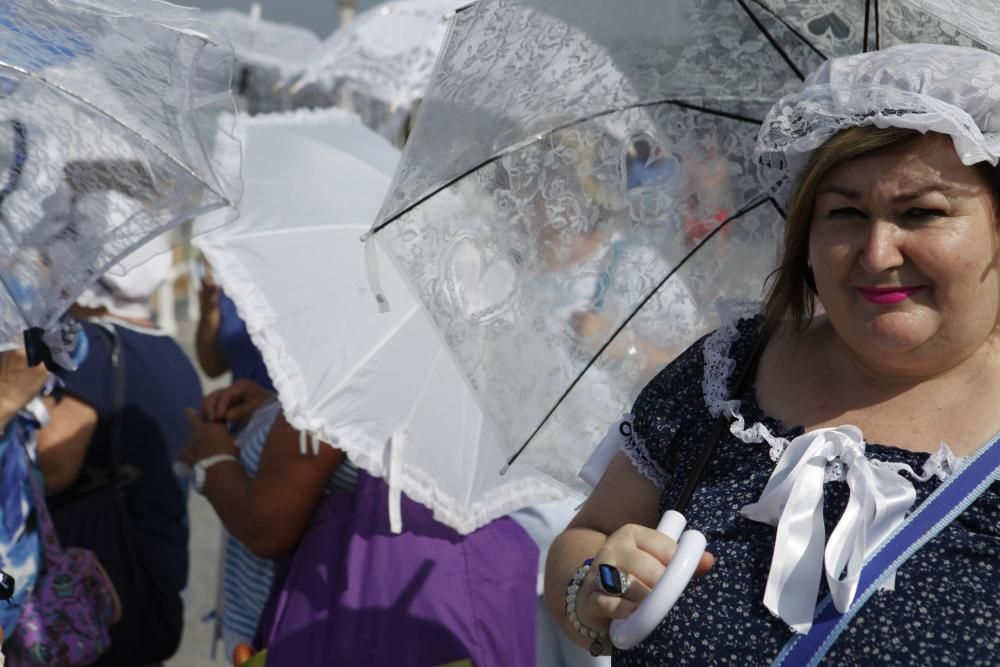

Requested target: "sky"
[{"left": 182, "top": 0, "right": 383, "bottom": 37}]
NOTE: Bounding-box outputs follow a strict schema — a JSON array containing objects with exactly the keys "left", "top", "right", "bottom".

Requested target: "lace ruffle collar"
[{"left": 702, "top": 300, "right": 961, "bottom": 483}]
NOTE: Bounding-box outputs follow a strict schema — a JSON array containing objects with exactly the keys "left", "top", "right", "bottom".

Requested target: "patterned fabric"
[
  {"left": 756, "top": 44, "right": 1000, "bottom": 210},
  {"left": 6, "top": 428, "right": 116, "bottom": 667},
  {"left": 616, "top": 317, "right": 1000, "bottom": 665},
  {"left": 296, "top": 0, "right": 464, "bottom": 110},
  {"left": 372, "top": 0, "right": 822, "bottom": 499},
  {"left": 371, "top": 0, "right": 985, "bottom": 507},
  {"left": 0, "top": 420, "right": 40, "bottom": 639},
  {"left": 0, "top": 0, "right": 239, "bottom": 344}
]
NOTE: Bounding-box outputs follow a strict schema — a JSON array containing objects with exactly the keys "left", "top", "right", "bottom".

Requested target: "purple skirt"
[{"left": 255, "top": 470, "right": 538, "bottom": 666}]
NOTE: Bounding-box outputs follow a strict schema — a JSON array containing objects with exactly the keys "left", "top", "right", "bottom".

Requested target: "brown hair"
[{"left": 760, "top": 127, "right": 1000, "bottom": 337}]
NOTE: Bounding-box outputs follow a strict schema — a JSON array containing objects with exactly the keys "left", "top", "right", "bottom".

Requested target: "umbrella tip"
[{"left": 499, "top": 463, "right": 510, "bottom": 476}]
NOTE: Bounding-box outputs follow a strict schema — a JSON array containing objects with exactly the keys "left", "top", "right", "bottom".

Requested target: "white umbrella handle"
[{"left": 609, "top": 510, "right": 707, "bottom": 650}]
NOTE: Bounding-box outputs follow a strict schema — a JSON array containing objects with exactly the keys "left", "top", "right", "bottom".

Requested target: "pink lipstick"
[{"left": 857, "top": 286, "right": 924, "bottom": 305}]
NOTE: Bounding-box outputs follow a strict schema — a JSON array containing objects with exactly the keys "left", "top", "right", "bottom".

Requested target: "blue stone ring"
[{"left": 595, "top": 563, "right": 632, "bottom": 597}]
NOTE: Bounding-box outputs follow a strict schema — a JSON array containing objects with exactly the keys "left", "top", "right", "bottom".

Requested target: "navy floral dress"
[{"left": 616, "top": 312, "right": 1000, "bottom": 665}]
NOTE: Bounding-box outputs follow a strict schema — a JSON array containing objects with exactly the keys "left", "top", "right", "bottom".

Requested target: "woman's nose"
[{"left": 858, "top": 219, "right": 904, "bottom": 274}]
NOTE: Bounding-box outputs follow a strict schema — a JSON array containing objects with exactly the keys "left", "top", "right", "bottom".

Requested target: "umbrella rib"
[
  {"left": 746, "top": 0, "right": 828, "bottom": 61},
  {"left": 503, "top": 195, "right": 774, "bottom": 470},
  {"left": 367, "top": 98, "right": 764, "bottom": 239},
  {"left": 661, "top": 101, "right": 764, "bottom": 125},
  {"left": 0, "top": 59, "right": 233, "bottom": 207},
  {"left": 875, "top": 0, "right": 881, "bottom": 51},
  {"left": 733, "top": 0, "right": 805, "bottom": 81},
  {"left": 308, "top": 303, "right": 425, "bottom": 411},
  {"left": 863, "top": 0, "right": 873, "bottom": 52}
]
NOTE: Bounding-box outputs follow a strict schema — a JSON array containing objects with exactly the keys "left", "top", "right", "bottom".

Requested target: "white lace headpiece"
[{"left": 755, "top": 43, "right": 1000, "bottom": 211}]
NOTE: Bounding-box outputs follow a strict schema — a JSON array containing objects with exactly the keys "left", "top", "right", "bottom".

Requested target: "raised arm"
[{"left": 195, "top": 271, "right": 229, "bottom": 379}]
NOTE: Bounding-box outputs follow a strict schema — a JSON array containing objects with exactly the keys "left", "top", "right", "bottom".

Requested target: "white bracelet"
[
  {"left": 565, "top": 559, "right": 609, "bottom": 656},
  {"left": 192, "top": 454, "right": 238, "bottom": 493}
]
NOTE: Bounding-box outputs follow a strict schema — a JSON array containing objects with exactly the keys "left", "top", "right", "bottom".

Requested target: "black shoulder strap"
[
  {"left": 672, "top": 324, "right": 768, "bottom": 512},
  {"left": 93, "top": 322, "right": 126, "bottom": 470}
]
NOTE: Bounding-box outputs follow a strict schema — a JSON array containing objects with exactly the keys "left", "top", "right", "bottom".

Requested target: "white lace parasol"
[{"left": 0, "top": 0, "right": 240, "bottom": 352}]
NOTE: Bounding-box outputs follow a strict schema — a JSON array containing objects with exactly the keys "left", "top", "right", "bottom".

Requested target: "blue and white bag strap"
[{"left": 773, "top": 430, "right": 1000, "bottom": 666}]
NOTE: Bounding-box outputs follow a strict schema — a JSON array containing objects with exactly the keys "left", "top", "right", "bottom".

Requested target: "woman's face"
[{"left": 809, "top": 135, "right": 1000, "bottom": 373}]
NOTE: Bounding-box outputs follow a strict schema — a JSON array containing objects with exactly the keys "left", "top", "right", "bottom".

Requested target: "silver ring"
[{"left": 595, "top": 563, "right": 631, "bottom": 597}]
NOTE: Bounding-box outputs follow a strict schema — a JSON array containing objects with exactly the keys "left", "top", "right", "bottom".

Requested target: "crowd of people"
[
  {"left": 0, "top": 257, "right": 608, "bottom": 665},
  {"left": 1, "top": 2, "right": 1000, "bottom": 667}
]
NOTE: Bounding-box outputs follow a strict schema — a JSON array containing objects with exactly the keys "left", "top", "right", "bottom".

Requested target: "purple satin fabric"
[{"left": 255, "top": 470, "right": 538, "bottom": 666}]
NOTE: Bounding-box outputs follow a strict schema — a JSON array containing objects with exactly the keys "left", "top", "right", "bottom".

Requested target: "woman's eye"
[
  {"left": 905, "top": 208, "right": 943, "bottom": 221},
  {"left": 827, "top": 207, "right": 865, "bottom": 218}
]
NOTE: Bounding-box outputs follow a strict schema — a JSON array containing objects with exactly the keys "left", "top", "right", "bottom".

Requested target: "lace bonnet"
[{"left": 755, "top": 43, "right": 1000, "bottom": 211}]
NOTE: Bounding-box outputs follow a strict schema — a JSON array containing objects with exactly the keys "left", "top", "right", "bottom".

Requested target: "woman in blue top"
[
  {"left": 545, "top": 44, "right": 1000, "bottom": 664},
  {"left": 195, "top": 262, "right": 274, "bottom": 391}
]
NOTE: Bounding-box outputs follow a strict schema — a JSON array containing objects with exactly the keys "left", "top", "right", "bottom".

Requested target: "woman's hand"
[
  {"left": 574, "top": 523, "right": 715, "bottom": 633},
  {"left": 201, "top": 379, "right": 273, "bottom": 425},
  {"left": 177, "top": 408, "right": 239, "bottom": 466},
  {"left": 199, "top": 278, "right": 221, "bottom": 317},
  {"left": 0, "top": 349, "right": 48, "bottom": 427},
  {"left": 545, "top": 455, "right": 714, "bottom": 654}
]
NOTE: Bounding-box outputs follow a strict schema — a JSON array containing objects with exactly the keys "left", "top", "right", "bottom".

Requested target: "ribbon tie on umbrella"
[{"left": 741, "top": 426, "right": 922, "bottom": 634}]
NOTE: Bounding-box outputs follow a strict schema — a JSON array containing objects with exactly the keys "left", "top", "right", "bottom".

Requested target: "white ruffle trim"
[
  {"left": 615, "top": 415, "right": 668, "bottom": 490},
  {"left": 702, "top": 300, "right": 962, "bottom": 482},
  {"left": 198, "top": 239, "right": 566, "bottom": 535}
]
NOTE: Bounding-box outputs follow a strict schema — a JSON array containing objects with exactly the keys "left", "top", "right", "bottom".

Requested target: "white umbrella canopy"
[
  {"left": 368, "top": 0, "right": 991, "bottom": 497},
  {"left": 195, "top": 108, "right": 564, "bottom": 534},
  {"left": 0, "top": 0, "right": 240, "bottom": 357},
  {"left": 204, "top": 8, "right": 322, "bottom": 114},
  {"left": 289, "top": 0, "right": 467, "bottom": 139},
  {"left": 369, "top": 0, "right": 796, "bottom": 495}
]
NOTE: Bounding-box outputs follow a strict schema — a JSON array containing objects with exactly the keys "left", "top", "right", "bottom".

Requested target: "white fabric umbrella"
[
  {"left": 204, "top": 9, "right": 322, "bottom": 114},
  {"left": 289, "top": 0, "right": 467, "bottom": 139},
  {"left": 195, "top": 108, "right": 565, "bottom": 534}
]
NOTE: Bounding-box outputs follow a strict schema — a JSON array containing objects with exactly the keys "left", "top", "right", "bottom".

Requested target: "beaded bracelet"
[{"left": 565, "top": 558, "right": 609, "bottom": 657}]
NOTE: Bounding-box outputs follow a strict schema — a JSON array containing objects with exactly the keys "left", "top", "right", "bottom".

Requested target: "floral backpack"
[{"left": 3, "top": 410, "right": 117, "bottom": 666}]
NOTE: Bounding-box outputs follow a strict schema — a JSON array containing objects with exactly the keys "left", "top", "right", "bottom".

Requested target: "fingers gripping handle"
[
  {"left": 609, "top": 511, "right": 706, "bottom": 650},
  {"left": 656, "top": 510, "right": 688, "bottom": 543}
]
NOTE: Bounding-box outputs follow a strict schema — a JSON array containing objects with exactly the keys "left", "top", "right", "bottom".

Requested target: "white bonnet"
[{"left": 755, "top": 43, "right": 1000, "bottom": 211}]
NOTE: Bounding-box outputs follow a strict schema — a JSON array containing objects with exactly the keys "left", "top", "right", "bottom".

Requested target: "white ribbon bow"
[{"left": 741, "top": 426, "right": 923, "bottom": 634}]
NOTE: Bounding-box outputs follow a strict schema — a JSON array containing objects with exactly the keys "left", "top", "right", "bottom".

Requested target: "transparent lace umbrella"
[
  {"left": 368, "top": 0, "right": 984, "bottom": 500},
  {"left": 0, "top": 0, "right": 240, "bottom": 356},
  {"left": 195, "top": 108, "right": 563, "bottom": 534},
  {"left": 204, "top": 8, "right": 322, "bottom": 114},
  {"left": 288, "top": 0, "right": 468, "bottom": 140}
]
